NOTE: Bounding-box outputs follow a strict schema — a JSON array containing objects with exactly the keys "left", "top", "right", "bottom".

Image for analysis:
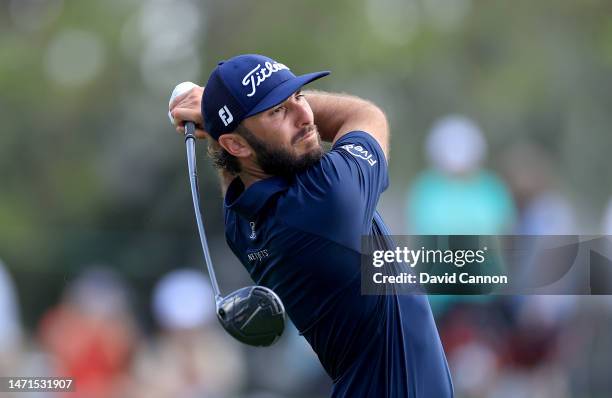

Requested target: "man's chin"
[
  {"left": 297, "top": 136, "right": 324, "bottom": 162},
  {"left": 295, "top": 145, "right": 324, "bottom": 171},
  {"left": 298, "top": 131, "right": 323, "bottom": 154},
  {"left": 254, "top": 134, "right": 324, "bottom": 178}
]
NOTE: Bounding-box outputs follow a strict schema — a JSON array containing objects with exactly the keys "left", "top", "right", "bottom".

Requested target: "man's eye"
[{"left": 273, "top": 106, "right": 285, "bottom": 114}]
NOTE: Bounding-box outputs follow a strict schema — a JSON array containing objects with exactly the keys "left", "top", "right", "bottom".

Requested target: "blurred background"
[{"left": 1, "top": 0, "right": 612, "bottom": 397}]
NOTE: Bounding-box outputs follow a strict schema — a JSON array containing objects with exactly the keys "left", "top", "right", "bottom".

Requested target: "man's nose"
[{"left": 292, "top": 99, "right": 313, "bottom": 127}]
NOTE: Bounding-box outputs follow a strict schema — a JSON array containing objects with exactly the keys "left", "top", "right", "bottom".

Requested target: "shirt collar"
[{"left": 224, "top": 176, "right": 289, "bottom": 218}]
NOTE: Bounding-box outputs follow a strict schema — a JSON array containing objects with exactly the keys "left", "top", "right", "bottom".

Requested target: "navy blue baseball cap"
[{"left": 202, "top": 54, "right": 330, "bottom": 140}]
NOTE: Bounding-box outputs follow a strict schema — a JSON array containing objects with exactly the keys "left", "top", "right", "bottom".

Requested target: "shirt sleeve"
[
  {"left": 279, "top": 131, "right": 389, "bottom": 251},
  {"left": 331, "top": 131, "right": 389, "bottom": 197}
]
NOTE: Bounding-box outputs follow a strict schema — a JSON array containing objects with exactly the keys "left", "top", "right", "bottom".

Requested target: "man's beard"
[{"left": 243, "top": 125, "right": 324, "bottom": 179}]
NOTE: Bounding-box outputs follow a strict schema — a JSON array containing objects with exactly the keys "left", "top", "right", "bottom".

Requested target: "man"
[{"left": 170, "top": 54, "right": 453, "bottom": 397}]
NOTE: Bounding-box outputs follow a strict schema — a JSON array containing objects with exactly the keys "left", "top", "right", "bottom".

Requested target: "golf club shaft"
[{"left": 184, "top": 122, "right": 222, "bottom": 302}]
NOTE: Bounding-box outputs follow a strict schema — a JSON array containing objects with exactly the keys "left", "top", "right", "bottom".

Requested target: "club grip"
[{"left": 184, "top": 121, "right": 196, "bottom": 141}]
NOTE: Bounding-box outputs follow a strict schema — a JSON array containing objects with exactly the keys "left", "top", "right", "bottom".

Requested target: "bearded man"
[{"left": 169, "top": 54, "right": 453, "bottom": 398}]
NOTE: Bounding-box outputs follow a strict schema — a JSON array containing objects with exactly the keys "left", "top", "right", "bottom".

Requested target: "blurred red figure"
[{"left": 38, "top": 267, "right": 137, "bottom": 398}]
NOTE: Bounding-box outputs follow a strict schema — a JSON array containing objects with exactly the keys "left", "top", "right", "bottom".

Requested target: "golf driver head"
[{"left": 217, "top": 286, "right": 285, "bottom": 347}]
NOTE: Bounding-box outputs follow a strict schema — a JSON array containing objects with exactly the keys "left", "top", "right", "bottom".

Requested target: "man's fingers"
[
  {"left": 169, "top": 86, "right": 204, "bottom": 110},
  {"left": 168, "top": 85, "right": 208, "bottom": 139},
  {"left": 168, "top": 87, "right": 196, "bottom": 110},
  {"left": 194, "top": 129, "right": 210, "bottom": 139},
  {"left": 175, "top": 124, "right": 209, "bottom": 140},
  {"left": 171, "top": 107, "right": 203, "bottom": 127},
  {"left": 168, "top": 91, "right": 187, "bottom": 109}
]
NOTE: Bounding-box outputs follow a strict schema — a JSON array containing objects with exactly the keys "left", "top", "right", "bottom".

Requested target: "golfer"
[{"left": 169, "top": 54, "right": 453, "bottom": 397}]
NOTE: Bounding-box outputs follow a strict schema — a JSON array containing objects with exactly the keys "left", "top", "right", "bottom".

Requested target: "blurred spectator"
[
  {"left": 38, "top": 266, "right": 138, "bottom": 398},
  {"left": 440, "top": 304, "right": 502, "bottom": 397},
  {"left": 520, "top": 192, "right": 575, "bottom": 235},
  {"left": 499, "top": 142, "right": 581, "bottom": 287},
  {"left": 404, "top": 115, "right": 516, "bottom": 314},
  {"left": 403, "top": 116, "right": 574, "bottom": 397},
  {"left": 406, "top": 114, "right": 516, "bottom": 235},
  {"left": 496, "top": 142, "right": 580, "bottom": 397},
  {"left": 500, "top": 142, "right": 577, "bottom": 235},
  {"left": 130, "top": 268, "right": 246, "bottom": 398},
  {"left": 0, "top": 259, "right": 23, "bottom": 375}
]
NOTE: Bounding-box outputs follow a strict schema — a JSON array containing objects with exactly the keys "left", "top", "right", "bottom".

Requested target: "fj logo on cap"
[{"left": 219, "top": 105, "right": 233, "bottom": 126}]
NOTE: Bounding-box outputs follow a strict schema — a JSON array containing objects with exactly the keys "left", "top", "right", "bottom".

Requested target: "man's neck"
[{"left": 239, "top": 168, "right": 272, "bottom": 189}]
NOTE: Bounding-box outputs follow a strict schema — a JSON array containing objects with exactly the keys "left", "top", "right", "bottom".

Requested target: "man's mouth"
[{"left": 293, "top": 125, "right": 316, "bottom": 144}]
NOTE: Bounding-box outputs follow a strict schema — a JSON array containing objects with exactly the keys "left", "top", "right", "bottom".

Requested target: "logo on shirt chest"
[
  {"left": 249, "top": 221, "right": 257, "bottom": 240},
  {"left": 340, "top": 144, "right": 378, "bottom": 166},
  {"left": 247, "top": 249, "right": 269, "bottom": 263}
]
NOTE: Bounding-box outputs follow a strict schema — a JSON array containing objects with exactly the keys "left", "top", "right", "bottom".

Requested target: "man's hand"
[{"left": 169, "top": 85, "right": 210, "bottom": 139}]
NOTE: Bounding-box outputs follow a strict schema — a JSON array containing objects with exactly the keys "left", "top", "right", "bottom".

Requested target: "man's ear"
[{"left": 218, "top": 133, "right": 252, "bottom": 158}]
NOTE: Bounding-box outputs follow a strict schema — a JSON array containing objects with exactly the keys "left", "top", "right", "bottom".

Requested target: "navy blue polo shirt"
[{"left": 224, "top": 131, "right": 453, "bottom": 397}]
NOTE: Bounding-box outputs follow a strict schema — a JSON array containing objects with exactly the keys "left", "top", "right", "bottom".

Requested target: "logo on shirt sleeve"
[{"left": 340, "top": 144, "right": 378, "bottom": 167}]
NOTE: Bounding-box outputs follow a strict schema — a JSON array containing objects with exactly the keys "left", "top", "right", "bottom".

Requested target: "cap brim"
[{"left": 244, "top": 71, "right": 330, "bottom": 118}]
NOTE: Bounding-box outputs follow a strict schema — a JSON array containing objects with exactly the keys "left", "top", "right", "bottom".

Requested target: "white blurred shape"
[
  {"left": 365, "top": 0, "right": 421, "bottom": 46},
  {"left": 521, "top": 192, "right": 575, "bottom": 234},
  {"left": 141, "top": 47, "right": 201, "bottom": 95},
  {"left": 139, "top": 0, "right": 201, "bottom": 42},
  {"left": 68, "top": 266, "right": 129, "bottom": 318},
  {"left": 426, "top": 114, "right": 487, "bottom": 174},
  {"left": 518, "top": 295, "right": 576, "bottom": 327},
  {"left": 120, "top": 0, "right": 202, "bottom": 61},
  {"left": 119, "top": 0, "right": 204, "bottom": 94},
  {"left": 152, "top": 268, "right": 214, "bottom": 330},
  {"left": 421, "top": 0, "right": 472, "bottom": 32},
  {"left": 9, "top": 0, "right": 64, "bottom": 32},
  {"left": 0, "top": 259, "right": 22, "bottom": 352},
  {"left": 450, "top": 341, "right": 497, "bottom": 395},
  {"left": 44, "top": 29, "right": 106, "bottom": 86}
]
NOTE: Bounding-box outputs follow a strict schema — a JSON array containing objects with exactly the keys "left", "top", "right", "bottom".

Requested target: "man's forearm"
[
  {"left": 304, "top": 90, "right": 371, "bottom": 141},
  {"left": 304, "top": 90, "right": 389, "bottom": 157}
]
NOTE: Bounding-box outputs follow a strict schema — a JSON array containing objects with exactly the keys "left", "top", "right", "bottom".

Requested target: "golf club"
[{"left": 169, "top": 82, "right": 286, "bottom": 347}]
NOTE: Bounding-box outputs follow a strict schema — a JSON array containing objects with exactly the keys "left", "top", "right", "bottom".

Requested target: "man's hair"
[{"left": 207, "top": 124, "right": 252, "bottom": 175}]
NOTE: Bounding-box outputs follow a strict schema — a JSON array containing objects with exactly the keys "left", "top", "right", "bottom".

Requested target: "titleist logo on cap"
[{"left": 242, "top": 61, "right": 290, "bottom": 97}]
